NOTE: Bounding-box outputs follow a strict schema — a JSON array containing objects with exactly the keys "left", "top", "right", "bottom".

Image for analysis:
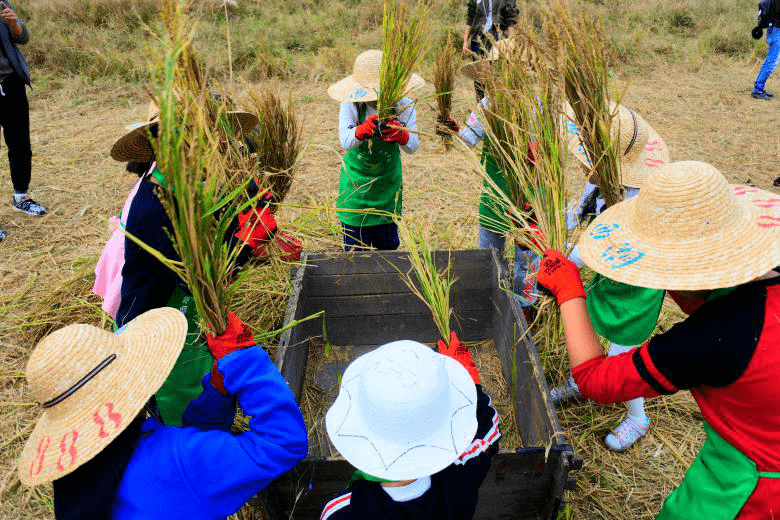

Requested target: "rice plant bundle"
[
  {"left": 433, "top": 33, "right": 457, "bottom": 143},
  {"left": 396, "top": 219, "right": 456, "bottom": 340},
  {"left": 127, "top": 0, "right": 260, "bottom": 335},
  {"left": 475, "top": 29, "right": 574, "bottom": 379},
  {"left": 245, "top": 87, "right": 303, "bottom": 205},
  {"left": 552, "top": 5, "right": 623, "bottom": 208},
  {"left": 377, "top": 0, "right": 430, "bottom": 120}
]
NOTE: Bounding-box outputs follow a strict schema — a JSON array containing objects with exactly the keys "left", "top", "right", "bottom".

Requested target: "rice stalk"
[
  {"left": 130, "top": 0, "right": 262, "bottom": 335},
  {"left": 377, "top": 0, "right": 430, "bottom": 120},
  {"left": 395, "top": 219, "right": 455, "bottom": 340},
  {"left": 433, "top": 33, "right": 457, "bottom": 145},
  {"left": 244, "top": 87, "right": 303, "bottom": 205},
  {"left": 551, "top": 3, "right": 623, "bottom": 208}
]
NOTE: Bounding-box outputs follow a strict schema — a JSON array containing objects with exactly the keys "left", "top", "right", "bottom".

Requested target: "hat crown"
[
  {"left": 352, "top": 50, "right": 383, "bottom": 89},
  {"left": 358, "top": 341, "right": 450, "bottom": 444},
  {"left": 26, "top": 325, "right": 123, "bottom": 417},
  {"left": 629, "top": 161, "right": 748, "bottom": 242}
]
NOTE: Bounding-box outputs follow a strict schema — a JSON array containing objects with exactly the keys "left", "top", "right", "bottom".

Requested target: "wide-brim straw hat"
[
  {"left": 18, "top": 308, "right": 187, "bottom": 486},
  {"left": 577, "top": 161, "right": 780, "bottom": 290},
  {"left": 459, "top": 38, "right": 523, "bottom": 82},
  {"left": 110, "top": 101, "right": 259, "bottom": 162},
  {"left": 325, "top": 340, "right": 478, "bottom": 481},
  {"left": 563, "top": 101, "right": 670, "bottom": 189},
  {"left": 732, "top": 184, "right": 780, "bottom": 231},
  {"left": 327, "top": 49, "right": 425, "bottom": 103}
]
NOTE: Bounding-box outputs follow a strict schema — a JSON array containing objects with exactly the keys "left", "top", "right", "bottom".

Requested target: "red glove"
[
  {"left": 437, "top": 331, "right": 480, "bottom": 384},
  {"left": 381, "top": 119, "right": 410, "bottom": 145},
  {"left": 206, "top": 311, "right": 256, "bottom": 395},
  {"left": 536, "top": 249, "right": 586, "bottom": 306},
  {"left": 526, "top": 141, "right": 540, "bottom": 164},
  {"left": 527, "top": 223, "right": 545, "bottom": 251},
  {"left": 436, "top": 117, "right": 460, "bottom": 135},
  {"left": 235, "top": 205, "right": 277, "bottom": 251},
  {"left": 354, "top": 115, "right": 379, "bottom": 141},
  {"left": 274, "top": 231, "right": 303, "bottom": 261}
]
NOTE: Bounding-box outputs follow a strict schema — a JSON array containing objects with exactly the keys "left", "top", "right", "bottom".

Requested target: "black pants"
[{"left": 0, "top": 73, "right": 31, "bottom": 193}]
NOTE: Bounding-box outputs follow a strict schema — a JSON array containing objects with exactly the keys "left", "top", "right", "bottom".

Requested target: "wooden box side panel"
[
  {"left": 298, "top": 250, "right": 496, "bottom": 346},
  {"left": 488, "top": 251, "right": 567, "bottom": 448}
]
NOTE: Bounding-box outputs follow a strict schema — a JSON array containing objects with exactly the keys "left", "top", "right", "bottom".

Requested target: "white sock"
[
  {"left": 14, "top": 192, "right": 27, "bottom": 203},
  {"left": 608, "top": 342, "right": 648, "bottom": 423}
]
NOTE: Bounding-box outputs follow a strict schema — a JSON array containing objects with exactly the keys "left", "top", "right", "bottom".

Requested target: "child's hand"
[
  {"left": 537, "top": 249, "right": 585, "bottom": 306},
  {"left": 354, "top": 115, "right": 378, "bottom": 141},
  {"left": 437, "top": 331, "right": 480, "bottom": 384},
  {"left": 380, "top": 119, "right": 410, "bottom": 145}
]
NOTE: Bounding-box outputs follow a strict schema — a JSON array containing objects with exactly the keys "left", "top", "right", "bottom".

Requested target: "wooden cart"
[{"left": 260, "top": 249, "right": 580, "bottom": 519}]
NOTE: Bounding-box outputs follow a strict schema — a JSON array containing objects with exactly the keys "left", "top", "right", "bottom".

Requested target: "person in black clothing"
[
  {"left": 0, "top": 0, "right": 47, "bottom": 225},
  {"left": 462, "top": 0, "right": 518, "bottom": 101},
  {"left": 320, "top": 334, "right": 501, "bottom": 520}
]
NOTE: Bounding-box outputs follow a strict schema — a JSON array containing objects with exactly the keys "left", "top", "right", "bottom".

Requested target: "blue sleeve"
[
  {"left": 167, "top": 346, "right": 308, "bottom": 516},
  {"left": 181, "top": 373, "right": 237, "bottom": 432}
]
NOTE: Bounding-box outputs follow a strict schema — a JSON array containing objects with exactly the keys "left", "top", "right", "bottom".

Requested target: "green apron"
[
  {"left": 657, "top": 421, "right": 780, "bottom": 519},
  {"left": 585, "top": 273, "right": 665, "bottom": 346},
  {"left": 156, "top": 286, "right": 214, "bottom": 426},
  {"left": 337, "top": 104, "right": 403, "bottom": 227},
  {"left": 479, "top": 146, "right": 513, "bottom": 234}
]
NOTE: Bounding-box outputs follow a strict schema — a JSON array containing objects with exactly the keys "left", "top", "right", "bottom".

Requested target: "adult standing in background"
[
  {"left": 462, "top": 0, "right": 518, "bottom": 101},
  {"left": 752, "top": 0, "right": 779, "bottom": 100},
  {"left": 0, "top": 0, "right": 47, "bottom": 227}
]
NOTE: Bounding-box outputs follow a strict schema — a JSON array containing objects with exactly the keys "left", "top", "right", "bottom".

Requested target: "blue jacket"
[
  {"left": 0, "top": 0, "right": 30, "bottom": 85},
  {"left": 111, "top": 346, "right": 308, "bottom": 518}
]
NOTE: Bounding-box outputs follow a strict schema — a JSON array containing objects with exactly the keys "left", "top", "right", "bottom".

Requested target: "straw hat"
[
  {"left": 577, "top": 161, "right": 780, "bottom": 290},
  {"left": 732, "top": 184, "right": 780, "bottom": 231},
  {"left": 327, "top": 50, "right": 425, "bottom": 103},
  {"left": 110, "top": 101, "right": 259, "bottom": 162},
  {"left": 18, "top": 308, "right": 187, "bottom": 486},
  {"left": 325, "top": 340, "right": 478, "bottom": 481},
  {"left": 563, "top": 102, "right": 670, "bottom": 189},
  {"left": 459, "top": 38, "right": 522, "bottom": 82}
]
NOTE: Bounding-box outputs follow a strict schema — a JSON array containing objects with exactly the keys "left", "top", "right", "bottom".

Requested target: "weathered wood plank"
[
  {"left": 305, "top": 288, "right": 493, "bottom": 318},
  {"left": 304, "top": 249, "right": 495, "bottom": 276},
  {"left": 306, "top": 269, "right": 490, "bottom": 297}
]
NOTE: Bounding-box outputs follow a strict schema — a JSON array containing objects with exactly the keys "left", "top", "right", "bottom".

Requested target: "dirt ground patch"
[{"left": 0, "top": 57, "right": 778, "bottom": 518}]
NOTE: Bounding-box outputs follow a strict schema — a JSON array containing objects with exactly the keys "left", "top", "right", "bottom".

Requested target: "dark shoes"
[
  {"left": 774, "top": 177, "right": 780, "bottom": 187},
  {"left": 0, "top": 228, "right": 5, "bottom": 242},
  {"left": 13, "top": 197, "right": 47, "bottom": 216},
  {"left": 752, "top": 90, "right": 772, "bottom": 100}
]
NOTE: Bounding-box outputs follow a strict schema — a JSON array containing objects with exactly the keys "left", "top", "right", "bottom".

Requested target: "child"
[
  {"left": 455, "top": 48, "right": 539, "bottom": 315},
  {"left": 17, "top": 308, "right": 308, "bottom": 519},
  {"left": 97, "top": 103, "right": 296, "bottom": 426},
  {"left": 328, "top": 50, "right": 422, "bottom": 251},
  {"left": 551, "top": 102, "right": 670, "bottom": 452},
  {"left": 320, "top": 333, "right": 500, "bottom": 520},
  {"left": 537, "top": 160, "right": 780, "bottom": 518}
]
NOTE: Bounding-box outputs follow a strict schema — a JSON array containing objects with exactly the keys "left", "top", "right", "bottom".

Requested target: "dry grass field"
[{"left": 1, "top": 0, "right": 779, "bottom": 518}]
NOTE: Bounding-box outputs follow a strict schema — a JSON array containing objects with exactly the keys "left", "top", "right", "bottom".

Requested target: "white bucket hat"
[
  {"left": 563, "top": 101, "right": 670, "bottom": 189},
  {"left": 325, "top": 340, "right": 478, "bottom": 481},
  {"left": 577, "top": 161, "right": 780, "bottom": 290},
  {"left": 327, "top": 50, "right": 425, "bottom": 103}
]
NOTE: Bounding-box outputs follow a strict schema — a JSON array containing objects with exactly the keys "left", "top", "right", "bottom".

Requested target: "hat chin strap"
[
  {"left": 623, "top": 110, "right": 639, "bottom": 156},
  {"left": 40, "top": 354, "right": 117, "bottom": 409}
]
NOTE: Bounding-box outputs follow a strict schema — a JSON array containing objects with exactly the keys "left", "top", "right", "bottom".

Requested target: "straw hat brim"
[
  {"left": 563, "top": 106, "right": 671, "bottom": 189},
  {"left": 325, "top": 352, "right": 478, "bottom": 481},
  {"left": 459, "top": 60, "right": 491, "bottom": 83},
  {"left": 732, "top": 184, "right": 780, "bottom": 232},
  {"left": 576, "top": 193, "right": 780, "bottom": 290},
  {"left": 327, "top": 73, "right": 425, "bottom": 103},
  {"left": 18, "top": 308, "right": 187, "bottom": 486},
  {"left": 110, "top": 111, "right": 258, "bottom": 163}
]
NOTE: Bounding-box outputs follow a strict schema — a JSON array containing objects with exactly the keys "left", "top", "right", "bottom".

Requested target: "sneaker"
[
  {"left": 13, "top": 197, "right": 47, "bottom": 216},
  {"left": 549, "top": 376, "right": 582, "bottom": 405},
  {"left": 766, "top": 90, "right": 775, "bottom": 97},
  {"left": 604, "top": 416, "right": 650, "bottom": 452},
  {"left": 752, "top": 91, "right": 772, "bottom": 100},
  {"left": 774, "top": 177, "right": 780, "bottom": 187},
  {"left": 0, "top": 229, "right": 5, "bottom": 242}
]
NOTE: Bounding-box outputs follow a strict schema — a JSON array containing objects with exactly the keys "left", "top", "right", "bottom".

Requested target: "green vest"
[
  {"left": 585, "top": 274, "right": 665, "bottom": 345},
  {"left": 155, "top": 286, "right": 214, "bottom": 426},
  {"left": 657, "top": 421, "right": 780, "bottom": 519},
  {"left": 478, "top": 145, "right": 512, "bottom": 234},
  {"left": 337, "top": 104, "right": 403, "bottom": 227}
]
